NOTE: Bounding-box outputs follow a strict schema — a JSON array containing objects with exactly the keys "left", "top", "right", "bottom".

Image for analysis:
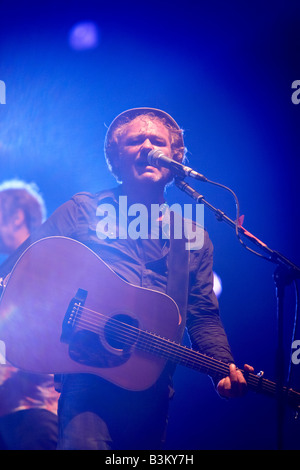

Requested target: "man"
[
  {"left": 0, "top": 180, "right": 59, "bottom": 450},
  {"left": 0, "top": 109, "right": 253, "bottom": 450}
]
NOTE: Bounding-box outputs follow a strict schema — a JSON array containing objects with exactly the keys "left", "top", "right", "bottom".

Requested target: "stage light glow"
[
  {"left": 213, "top": 272, "right": 222, "bottom": 298},
  {"left": 68, "top": 21, "right": 100, "bottom": 51}
]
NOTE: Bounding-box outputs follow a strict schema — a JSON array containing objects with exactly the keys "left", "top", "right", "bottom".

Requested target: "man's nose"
[
  {"left": 140, "top": 138, "right": 153, "bottom": 150},
  {"left": 140, "top": 139, "right": 154, "bottom": 159}
]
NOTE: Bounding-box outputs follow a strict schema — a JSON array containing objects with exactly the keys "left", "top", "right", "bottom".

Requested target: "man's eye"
[
  {"left": 127, "top": 138, "right": 141, "bottom": 145},
  {"left": 125, "top": 136, "right": 167, "bottom": 146},
  {"left": 154, "top": 139, "right": 166, "bottom": 146}
]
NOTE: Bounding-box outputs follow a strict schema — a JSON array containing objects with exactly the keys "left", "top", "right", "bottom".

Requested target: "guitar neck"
[{"left": 137, "top": 330, "right": 300, "bottom": 409}]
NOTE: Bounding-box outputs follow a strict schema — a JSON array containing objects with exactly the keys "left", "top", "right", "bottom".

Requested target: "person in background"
[{"left": 0, "top": 180, "right": 59, "bottom": 450}]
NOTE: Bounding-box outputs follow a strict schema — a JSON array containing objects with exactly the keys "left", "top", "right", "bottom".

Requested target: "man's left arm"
[{"left": 186, "top": 231, "right": 254, "bottom": 398}]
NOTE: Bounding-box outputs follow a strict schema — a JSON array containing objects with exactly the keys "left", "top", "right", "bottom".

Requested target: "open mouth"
[{"left": 135, "top": 160, "right": 154, "bottom": 170}]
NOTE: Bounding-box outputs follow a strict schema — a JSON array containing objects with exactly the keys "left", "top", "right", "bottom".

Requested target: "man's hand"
[{"left": 217, "top": 363, "right": 254, "bottom": 398}]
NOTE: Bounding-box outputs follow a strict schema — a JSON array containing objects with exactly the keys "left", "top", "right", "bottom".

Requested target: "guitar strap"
[{"left": 166, "top": 211, "right": 190, "bottom": 343}]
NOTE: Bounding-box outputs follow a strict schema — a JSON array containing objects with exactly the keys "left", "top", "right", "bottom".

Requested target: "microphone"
[{"left": 147, "top": 149, "right": 208, "bottom": 182}]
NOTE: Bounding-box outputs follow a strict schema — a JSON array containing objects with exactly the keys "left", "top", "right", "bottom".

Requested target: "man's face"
[{"left": 115, "top": 116, "right": 174, "bottom": 189}]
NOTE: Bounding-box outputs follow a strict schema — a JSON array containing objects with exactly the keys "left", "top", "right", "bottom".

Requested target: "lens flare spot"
[
  {"left": 68, "top": 21, "right": 100, "bottom": 51},
  {"left": 213, "top": 271, "right": 222, "bottom": 298}
]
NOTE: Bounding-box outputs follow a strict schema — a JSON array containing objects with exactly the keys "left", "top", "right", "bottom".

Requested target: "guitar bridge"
[{"left": 60, "top": 288, "right": 88, "bottom": 344}]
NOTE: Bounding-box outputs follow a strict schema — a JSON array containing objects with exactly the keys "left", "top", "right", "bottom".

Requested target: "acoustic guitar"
[{"left": 0, "top": 236, "right": 299, "bottom": 410}]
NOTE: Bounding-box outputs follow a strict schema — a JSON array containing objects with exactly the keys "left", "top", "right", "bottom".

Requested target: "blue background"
[{"left": 0, "top": 0, "right": 300, "bottom": 449}]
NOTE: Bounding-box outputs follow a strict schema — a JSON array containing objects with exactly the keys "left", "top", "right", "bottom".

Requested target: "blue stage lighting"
[
  {"left": 68, "top": 21, "right": 100, "bottom": 51},
  {"left": 213, "top": 272, "right": 222, "bottom": 298}
]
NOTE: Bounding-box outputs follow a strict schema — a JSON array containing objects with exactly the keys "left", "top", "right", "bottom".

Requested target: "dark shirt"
[{"left": 0, "top": 187, "right": 234, "bottom": 380}]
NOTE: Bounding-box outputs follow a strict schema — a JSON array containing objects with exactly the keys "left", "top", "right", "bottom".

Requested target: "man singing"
[{"left": 0, "top": 108, "right": 253, "bottom": 450}]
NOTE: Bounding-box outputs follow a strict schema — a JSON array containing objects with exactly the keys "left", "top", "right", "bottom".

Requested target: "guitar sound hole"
[{"left": 104, "top": 314, "right": 139, "bottom": 351}]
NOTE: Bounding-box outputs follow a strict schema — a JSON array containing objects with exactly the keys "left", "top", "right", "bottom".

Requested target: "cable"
[{"left": 205, "top": 177, "right": 272, "bottom": 261}]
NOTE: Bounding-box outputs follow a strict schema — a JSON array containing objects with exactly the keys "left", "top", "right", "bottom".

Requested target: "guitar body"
[{"left": 0, "top": 236, "right": 182, "bottom": 391}]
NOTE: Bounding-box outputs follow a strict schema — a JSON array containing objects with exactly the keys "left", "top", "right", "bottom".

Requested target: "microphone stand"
[{"left": 175, "top": 177, "right": 300, "bottom": 450}]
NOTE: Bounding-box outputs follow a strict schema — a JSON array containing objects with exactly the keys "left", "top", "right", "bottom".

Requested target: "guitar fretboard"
[
  {"left": 136, "top": 328, "right": 300, "bottom": 409},
  {"left": 75, "top": 303, "right": 300, "bottom": 410}
]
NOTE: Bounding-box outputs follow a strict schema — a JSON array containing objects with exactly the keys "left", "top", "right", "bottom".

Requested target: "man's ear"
[
  {"left": 110, "top": 148, "right": 123, "bottom": 182},
  {"left": 12, "top": 209, "right": 26, "bottom": 229},
  {"left": 112, "top": 153, "right": 120, "bottom": 171},
  {"left": 173, "top": 150, "right": 184, "bottom": 164}
]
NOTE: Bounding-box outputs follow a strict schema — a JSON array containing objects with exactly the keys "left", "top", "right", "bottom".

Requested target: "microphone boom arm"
[{"left": 175, "top": 178, "right": 300, "bottom": 276}]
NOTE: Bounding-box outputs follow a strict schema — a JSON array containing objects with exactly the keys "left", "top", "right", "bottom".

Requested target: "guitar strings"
[
  {"left": 72, "top": 304, "right": 233, "bottom": 376},
  {"left": 69, "top": 304, "right": 298, "bottom": 401},
  {"left": 74, "top": 305, "right": 278, "bottom": 394},
  {"left": 76, "top": 305, "right": 272, "bottom": 389},
  {"left": 77, "top": 309, "right": 299, "bottom": 401}
]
